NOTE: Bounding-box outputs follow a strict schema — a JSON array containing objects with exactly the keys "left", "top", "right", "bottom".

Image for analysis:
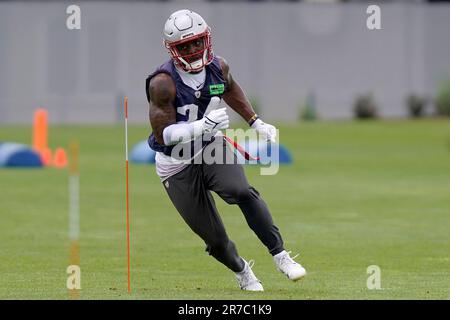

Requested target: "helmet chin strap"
[
  {"left": 178, "top": 49, "right": 209, "bottom": 72},
  {"left": 189, "top": 59, "right": 204, "bottom": 71}
]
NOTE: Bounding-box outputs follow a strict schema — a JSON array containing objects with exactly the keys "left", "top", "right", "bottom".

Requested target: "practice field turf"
[{"left": 0, "top": 119, "right": 449, "bottom": 299}]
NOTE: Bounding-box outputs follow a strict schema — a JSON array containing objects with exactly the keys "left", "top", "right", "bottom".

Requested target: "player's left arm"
[
  {"left": 218, "top": 56, "right": 277, "bottom": 142},
  {"left": 218, "top": 56, "right": 254, "bottom": 123}
]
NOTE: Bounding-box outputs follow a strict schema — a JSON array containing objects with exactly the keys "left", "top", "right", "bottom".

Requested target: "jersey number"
[{"left": 177, "top": 104, "right": 199, "bottom": 122}]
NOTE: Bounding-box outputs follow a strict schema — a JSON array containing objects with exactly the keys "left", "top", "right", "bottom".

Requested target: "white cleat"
[
  {"left": 235, "top": 259, "right": 264, "bottom": 291},
  {"left": 274, "top": 250, "right": 307, "bottom": 281}
]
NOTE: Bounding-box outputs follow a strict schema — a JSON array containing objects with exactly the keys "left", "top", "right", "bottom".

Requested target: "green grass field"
[{"left": 1, "top": 119, "right": 449, "bottom": 299}]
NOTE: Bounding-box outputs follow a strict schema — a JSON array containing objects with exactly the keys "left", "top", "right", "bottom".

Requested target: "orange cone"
[
  {"left": 53, "top": 148, "right": 68, "bottom": 169},
  {"left": 41, "top": 147, "right": 53, "bottom": 166}
]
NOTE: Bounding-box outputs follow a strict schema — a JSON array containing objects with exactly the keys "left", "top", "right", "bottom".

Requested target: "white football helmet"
[{"left": 163, "top": 9, "right": 214, "bottom": 72}]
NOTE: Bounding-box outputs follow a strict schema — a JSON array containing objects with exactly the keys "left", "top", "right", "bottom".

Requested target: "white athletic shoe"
[
  {"left": 274, "top": 250, "right": 307, "bottom": 281},
  {"left": 235, "top": 259, "right": 264, "bottom": 291}
]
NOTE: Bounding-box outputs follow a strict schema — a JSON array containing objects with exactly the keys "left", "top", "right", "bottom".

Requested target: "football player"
[{"left": 146, "top": 9, "right": 306, "bottom": 291}]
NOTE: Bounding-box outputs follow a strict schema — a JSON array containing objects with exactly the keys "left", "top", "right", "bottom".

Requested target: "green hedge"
[
  {"left": 436, "top": 77, "right": 450, "bottom": 116},
  {"left": 353, "top": 93, "right": 378, "bottom": 119}
]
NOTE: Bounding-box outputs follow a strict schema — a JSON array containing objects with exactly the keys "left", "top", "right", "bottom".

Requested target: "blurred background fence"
[{"left": 0, "top": 0, "right": 449, "bottom": 124}]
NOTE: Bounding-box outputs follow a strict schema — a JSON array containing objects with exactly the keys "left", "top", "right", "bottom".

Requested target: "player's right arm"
[
  {"left": 148, "top": 73, "right": 177, "bottom": 145},
  {"left": 148, "top": 73, "right": 229, "bottom": 146}
]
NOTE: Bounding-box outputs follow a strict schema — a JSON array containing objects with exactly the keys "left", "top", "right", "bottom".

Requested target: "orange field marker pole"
[{"left": 124, "top": 97, "right": 131, "bottom": 293}]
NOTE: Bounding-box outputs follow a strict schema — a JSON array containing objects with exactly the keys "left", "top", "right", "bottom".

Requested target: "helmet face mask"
[{"left": 163, "top": 10, "right": 214, "bottom": 72}]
